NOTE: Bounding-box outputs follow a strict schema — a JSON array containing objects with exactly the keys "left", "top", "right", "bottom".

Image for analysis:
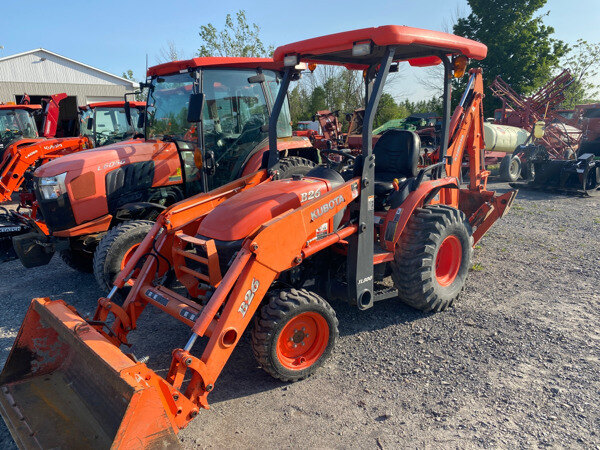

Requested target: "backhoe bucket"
[{"left": 0, "top": 298, "right": 180, "bottom": 449}]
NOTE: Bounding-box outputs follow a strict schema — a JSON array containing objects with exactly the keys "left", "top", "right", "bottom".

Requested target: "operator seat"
[{"left": 373, "top": 129, "right": 420, "bottom": 199}]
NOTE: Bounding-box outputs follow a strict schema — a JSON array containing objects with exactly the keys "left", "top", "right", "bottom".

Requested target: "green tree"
[
  {"left": 374, "top": 93, "right": 402, "bottom": 128},
  {"left": 561, "top": 39, "right": 600, "bottom": 107},
  {"left": 122, "top": 69, "right": 135, "bottom": 81},
  {"left": 198, "top": 10, "right": 273, "bottom": 57},
  {"left": 454, "top": 0, "right": 568, "bottom": 115}
]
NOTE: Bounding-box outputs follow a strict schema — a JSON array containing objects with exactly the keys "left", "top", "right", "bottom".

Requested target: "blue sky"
[{"left": 1, "top": 0, "right": 598, "bottom": 101}]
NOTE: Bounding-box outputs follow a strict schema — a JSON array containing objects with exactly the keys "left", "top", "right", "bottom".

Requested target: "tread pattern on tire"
[
  {"left": 93, "top": 220, "right": 154, "bottom": 292},
  {"left": 277, "top": 156, "right": 316, "bottom": 179},
  {"left": 392, "top": 205, "right": 473, "bottom": 312},
  {"left": 251, "top": 288, "right": 338, "bottom": 382}
]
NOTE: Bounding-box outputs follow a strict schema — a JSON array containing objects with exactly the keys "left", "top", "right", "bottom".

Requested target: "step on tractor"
[
  {"left": 1, "top": 58, "right": 318, "bottom": 286},
  {"left": 0, "top": 26, "right": 516, "bottom": 448},
  {"left": 509, "top": 104, "right": 600, "bottom": 196},
  {"left": 0, "top": 100, "right": 146, "bottom": 262}
]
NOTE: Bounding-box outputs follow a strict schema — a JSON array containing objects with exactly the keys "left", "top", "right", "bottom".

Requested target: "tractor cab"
[
  {"left": 143, "top": 58, "right": 298, "bottom": 191},
  {"left": 0, "top": 104, "right": 40, "bottom": 151},
  {"left": 79, "top": 101, "right": 145, "bottom": 147}
]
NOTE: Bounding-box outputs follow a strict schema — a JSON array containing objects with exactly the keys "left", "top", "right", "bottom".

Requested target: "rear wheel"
[
  {"left": 93, "top": 220, "right": 154, "bottom": 293},
  {"left": 499, "top": 154, "right": 521, "bottom": 182},
  {"left": 392, "top": 205, "right": 473, "bottom": 312},
  {"left": 251, "top": 288, "right": 338, "bottom": 382},
  {"left": 277, "top": 156, "right": 317, "bottom": 179}
]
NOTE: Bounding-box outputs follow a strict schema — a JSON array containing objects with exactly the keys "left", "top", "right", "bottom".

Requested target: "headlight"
[{"left": 39, "top": 172, "right": 67, "bottom": 200}]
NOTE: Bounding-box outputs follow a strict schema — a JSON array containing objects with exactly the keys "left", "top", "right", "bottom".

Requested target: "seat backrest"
[{"left": 373, "top": 129, "right": 421, "bottom": 178}]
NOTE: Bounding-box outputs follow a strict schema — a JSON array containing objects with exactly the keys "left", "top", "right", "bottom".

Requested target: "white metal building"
[{"left": 0, "top": 48, "right": 138, "bottom": 134}]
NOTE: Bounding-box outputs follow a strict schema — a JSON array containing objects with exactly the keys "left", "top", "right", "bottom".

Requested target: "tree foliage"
[
  {"left": 454, "top": 0, "right": 568, "bottom": 114},
  {"left": 156, "top": 41, "right": 185, "bottom": 64},
  {"left": 198, "top": 10, "right": 273, "bottom": 57},
  {"left": 561, "top": 39, "right": 600, "bottom": 107}
]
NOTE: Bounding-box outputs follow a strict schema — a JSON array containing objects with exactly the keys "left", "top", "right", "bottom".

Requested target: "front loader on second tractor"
[{"left": 0, "top": 26, "right": 516, "bottom": 448}]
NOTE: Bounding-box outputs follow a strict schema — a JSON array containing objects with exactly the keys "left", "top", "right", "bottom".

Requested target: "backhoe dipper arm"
[{"left": 445, "top": 69, "right": 488, "bottom": 196}]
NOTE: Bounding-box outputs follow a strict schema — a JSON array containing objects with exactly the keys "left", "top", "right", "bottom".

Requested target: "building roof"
[{"left": 0, "top": 48, "right": 138, "bottom": 87}]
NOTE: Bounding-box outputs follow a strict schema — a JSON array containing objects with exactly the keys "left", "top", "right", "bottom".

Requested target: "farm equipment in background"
[
  {"left": 0, "top": 95, "right": 89, "bottom": 204},
  {"left": 78, "top": 101, "right": 145, "bottom": 148},
  {"left": 0, "top": 25, "right": 516, "bottom": 448},
  {"left": 490, "top": 70, "right": 582, "bottom": 182},
  {"left": 0, "top": 58, "right": 318, "bottom": 289},
  {"left": 508, "top": 104, "right": 600, "bottom": 195}
]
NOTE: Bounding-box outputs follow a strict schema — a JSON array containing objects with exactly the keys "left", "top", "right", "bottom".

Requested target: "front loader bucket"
[{"left": 0, "top": 298, "right": 180, "bottom": 449}]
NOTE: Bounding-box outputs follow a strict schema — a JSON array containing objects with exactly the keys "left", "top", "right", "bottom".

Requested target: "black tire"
[
  {"left": 60, "top": 248, "right": 94, "bottom": 273},
  {"left": 251, "top": 288, "right": 338, "bottom": 382},
  {"left": 499, "top": 154, "right": 521, "bottom": 182},
  {"left": 391, "top": 205, "right": 473, "bottom": 312},
  {"left": 277, "top": 156, "right": 316, "bottom": 179},
  {"left": 93, "top": 220, "right": 154, "bottom": 292}
]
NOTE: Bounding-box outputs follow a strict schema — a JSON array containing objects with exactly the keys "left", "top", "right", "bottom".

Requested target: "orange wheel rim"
[
  {"left": 276, "top": 312, "right": 329, "bottom": 370},
  {"left": 121, "top": 243, "right": 140, "bottom": 286},
  {"left": 435, "top": 235, "right": 462, "bottom": 287}
]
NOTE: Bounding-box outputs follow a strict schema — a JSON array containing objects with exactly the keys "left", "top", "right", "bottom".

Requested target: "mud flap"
[{"left": 0, "top": 299, "right": 181, "bottom": 449}]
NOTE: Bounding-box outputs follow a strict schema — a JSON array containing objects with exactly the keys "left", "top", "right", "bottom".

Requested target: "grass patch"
[
  {"left": 474, "top": 244, "right": 482, "bottom": 250},
  {"left": 593, "top": 218, "right": 600, "bottom": 224},
  {"left": 471, "top": 263, "right": 484, "bottom": 272},
  {"left": 512, "top": 205, "right": 525, "bottom": 211},
  {"left": 558, "top": 227, "right": 566, "bottom": 232}
]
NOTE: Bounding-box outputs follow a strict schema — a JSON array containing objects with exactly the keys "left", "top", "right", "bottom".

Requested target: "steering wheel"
[{"left": 320, "top": 148, "right": 356, "bottom": 173}]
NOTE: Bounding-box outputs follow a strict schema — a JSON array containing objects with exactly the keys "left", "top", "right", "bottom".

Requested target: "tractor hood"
[
  {"left": 34, "top": 139, "right": 176, "bottom": 178},
  {"left": 198, "top": 177, "right": 332, "bottom": 241}
]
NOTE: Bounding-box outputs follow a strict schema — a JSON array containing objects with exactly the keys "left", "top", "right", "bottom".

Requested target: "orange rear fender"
[{"left": 382, "top": 177, "right": 459, "bottom": 252}]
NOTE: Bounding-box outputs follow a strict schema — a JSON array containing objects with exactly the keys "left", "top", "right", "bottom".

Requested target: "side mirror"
[
  {"left": 86, "top": 117, "right": 94, "bottom": 130},
  {"left": 248, "top": 73, "right": 266, "bottom": 84},
  {"left": 124, "top": 101, "right": 131, "bottom": 126},
  {"left": 187, "top": 93, "right": 205, "bottom": 123}
]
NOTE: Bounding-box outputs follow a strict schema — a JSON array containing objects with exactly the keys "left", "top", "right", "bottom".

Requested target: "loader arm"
[{"left": 0, "top": 136, "right": 90, "bottom": 202}]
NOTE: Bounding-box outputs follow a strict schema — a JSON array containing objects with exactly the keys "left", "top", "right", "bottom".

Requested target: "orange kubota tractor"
[
  {"left": 0, "top": 94, "right": 88, "bottom": 204},
  {"left": 0, "top": 26, "right": 516, "bottom": 448},
  {"left": 1, "top": 58, "right": 317, "bottom": 283},
  {"left": 0, "top": 100, "right": 145, "bottom": 262}
]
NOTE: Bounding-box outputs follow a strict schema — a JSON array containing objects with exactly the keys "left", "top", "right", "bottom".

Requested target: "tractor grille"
[{"left": 34, "top": 185, "right": 76, "bottom": 232}]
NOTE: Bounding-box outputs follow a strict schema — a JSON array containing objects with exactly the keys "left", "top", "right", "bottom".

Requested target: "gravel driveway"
[{"left": 0, "top": 179, "right": 598, "bottom": 448}]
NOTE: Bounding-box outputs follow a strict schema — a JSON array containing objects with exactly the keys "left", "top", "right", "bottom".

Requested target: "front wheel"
[
  {"left": 93, "top": 220, "right": 154, "bottom": 293},
  {"left": 277, "top": 156, "right": 317, "bottom": 179},
  {"left": 392, "top": 205, "right": 473, "bottom": 312},
  {"left": 251, "top": 289, "right": 338, "bottom": 382}
]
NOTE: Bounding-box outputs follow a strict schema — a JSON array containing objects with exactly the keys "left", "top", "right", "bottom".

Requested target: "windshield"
[
  {"left": 146, "top": 72, "right": 196, "bottom": 142},
  {"left": 202, "top": 68, "right": 275, "bottom": 189},
  {"left": 0, "top": 109, "right": 38, "bottom": 148},
  {"left": 81, "top": 107, "right": 141, "bottom": 147}
]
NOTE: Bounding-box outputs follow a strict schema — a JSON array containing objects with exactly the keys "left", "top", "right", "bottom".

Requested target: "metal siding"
[
  {"left": 0, "top": 82, "right": 133, "bottom": 106},
  {"left": 0, "top": 50, "right": 133, "bottom": 86}
]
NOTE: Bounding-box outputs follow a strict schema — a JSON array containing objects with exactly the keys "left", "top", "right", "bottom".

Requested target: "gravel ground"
[{"left": 0, "top": 179, "right": 599, "bottom": 448}]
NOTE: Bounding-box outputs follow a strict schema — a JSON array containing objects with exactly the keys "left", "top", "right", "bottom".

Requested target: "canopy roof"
[
  {"left": 0, "top": 104, "right": 42, "bottom": 111},
  {"left": 273, "top": 25, "right": 487, "bottom": 69},
  {"left": 80, "top": 101, "right": 145, "bottom": 110},
  {"left": 148, "top": 57, "right": 285, "bottom": 77}
]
